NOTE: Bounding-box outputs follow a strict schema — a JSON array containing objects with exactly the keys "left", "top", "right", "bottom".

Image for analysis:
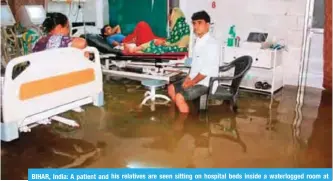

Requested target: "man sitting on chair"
[{"left": 167, "top": 11, "right": 220, "bottom": 113}]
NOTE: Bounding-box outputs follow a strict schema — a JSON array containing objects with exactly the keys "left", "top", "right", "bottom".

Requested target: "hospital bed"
[
  {"left": 82, "top": 33, "right": 190, "bottom": 82},
  {"left": 1, "top": 47, "right": 104, "bottom": 142}
]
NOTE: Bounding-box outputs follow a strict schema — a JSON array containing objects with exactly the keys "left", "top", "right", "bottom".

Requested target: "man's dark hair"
[
  {"left": 100, "top": 25, "right": 110, "bottom": 37},
  {"left": 191, "top": 11, "right": 210, "bottom": 23}
]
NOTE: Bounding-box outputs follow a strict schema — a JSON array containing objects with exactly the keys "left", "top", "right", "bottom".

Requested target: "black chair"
[{"left": 203, "top": 55, "right": 253, "bottom": 113}]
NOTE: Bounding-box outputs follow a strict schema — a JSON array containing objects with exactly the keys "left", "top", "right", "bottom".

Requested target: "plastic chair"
[{"left": 204, "top": 55, "right": 253, "bottom": 113}]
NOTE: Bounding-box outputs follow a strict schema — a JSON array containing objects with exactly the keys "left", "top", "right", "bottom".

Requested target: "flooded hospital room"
[{"left": 0, "top": 0, "right": 331, "bottom": 179}]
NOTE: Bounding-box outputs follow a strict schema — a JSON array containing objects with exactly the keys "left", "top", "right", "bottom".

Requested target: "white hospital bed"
[
  {"left": 80, "top": 32, "right": 193, "bottom": 83},
  {"left": 101, "top": 55, "right": 189, "bottom": 82},
  {"left": 1, "top": 47, "right": 104, "bottom": 142},
  {"left": 101, "top": 26, "right": 199, "bottom": 83}
]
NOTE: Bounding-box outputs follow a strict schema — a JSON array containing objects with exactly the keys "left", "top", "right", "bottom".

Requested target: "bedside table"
[{"left": 221, "top": 46, "right": 284, "bottom": 108}]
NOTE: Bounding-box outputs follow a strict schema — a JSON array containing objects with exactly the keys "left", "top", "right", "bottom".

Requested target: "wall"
[
  {"left": 108, "top": 0, "right": 168, "bottom": 37},
  {"left": 9, "top": 0, "right": 45, "bottom": 20},
  {"left": 47, "top": 1, "right": 84, "bottom": 22},
  {"left": 47, "top": 0, "right": 109, "bottom": 29},
  {"left": 323, "top": 0, "right": 332, "bottom": 91},
  {"left": 180, "top": 0, "right": 307, "bottom": 86},
  {"left": 170, "top": 0, "right": 179, "bottom": 8}
]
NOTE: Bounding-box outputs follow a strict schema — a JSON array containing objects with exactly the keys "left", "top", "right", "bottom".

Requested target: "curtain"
[
  {"left": 108, "top": 0, "right": 168, "bottom": 37},
  {"left": 323, "top": 0, "right": 332, "bottom": 91}
]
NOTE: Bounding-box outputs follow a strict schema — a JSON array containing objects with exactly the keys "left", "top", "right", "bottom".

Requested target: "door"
[
  {"left": 297, "top": 0, "right": 325, "bottom": 90},
  {"left": 293, "top": 0, "right": 326, "bottom": 143},
  {"left": 305, "top": 0, "right": 325, "bottom": 89}
]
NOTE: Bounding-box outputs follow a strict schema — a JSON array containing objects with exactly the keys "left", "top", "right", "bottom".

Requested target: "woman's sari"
[{"left": 141, "top": 8, "right": 190, "bottom": 54}]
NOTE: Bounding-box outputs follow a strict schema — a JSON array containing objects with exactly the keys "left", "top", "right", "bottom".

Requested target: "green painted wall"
[{"left": 108, "top": 0, "right": 168, "bottom": 37}]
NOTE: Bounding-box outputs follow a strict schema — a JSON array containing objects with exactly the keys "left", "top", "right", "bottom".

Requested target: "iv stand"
[{"left": 78, "top": 0, "right": 86, "bottom": 37}]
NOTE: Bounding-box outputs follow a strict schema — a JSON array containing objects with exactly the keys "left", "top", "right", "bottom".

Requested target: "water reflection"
[
  {"left": 94, "top": 80, "right": 331, "bottom": 168},
  {"left": 1, "top": 127, "right": 101, "bottom": 180},
  {"left": 208, "top": 116, "right": 247, "bottom": 153},
  {"left": 1, "top": 79, "right": 331, "bottom": 178}
]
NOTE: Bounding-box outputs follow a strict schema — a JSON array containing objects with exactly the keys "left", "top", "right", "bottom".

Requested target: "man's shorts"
[{"left": 172, "top": 78, "right": 208, "bottom": 101}]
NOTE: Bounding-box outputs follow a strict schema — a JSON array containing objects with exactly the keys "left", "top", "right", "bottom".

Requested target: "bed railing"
[{"left": 1, "top": 47, "right": 104, "bottom": 142}]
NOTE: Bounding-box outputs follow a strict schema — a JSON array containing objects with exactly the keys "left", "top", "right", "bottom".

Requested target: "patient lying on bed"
[
  {"left": 100, "top": 21, "right": 165, "bottom": 49},
  {"left": 33, "top": 12, "right": 87, "bottom": 52},
  {"left": 125, "top": 8, "right": 190, "bottom": 54}
]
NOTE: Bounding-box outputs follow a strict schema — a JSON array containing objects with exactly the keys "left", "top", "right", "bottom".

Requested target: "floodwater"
[{"left": 1, "top": 78, "right": 332, "bottom": 179}]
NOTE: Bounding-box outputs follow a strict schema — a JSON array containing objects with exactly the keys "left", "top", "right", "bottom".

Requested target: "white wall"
[
  {"left": 46, "top": 0, "right": 323, "bottom": 88},
  {"left": 102, "top": 0, "right": 109, "bottom": 27},
  {"left": 180, "top": 0, "right": 308, "bottom": 86},
  {"left": 47, "top": 0, "right": 109, "bottom": 29},
  {"left": 47, "top": 1, "right": 85, "bottom": 22}
]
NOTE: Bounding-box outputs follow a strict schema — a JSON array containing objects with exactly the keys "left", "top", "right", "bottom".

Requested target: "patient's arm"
[
  {"left": 112, "top": 41, "right": 120, "bottom": 47},
  {"left": 71, "top": 37, "right": 87, "bottom": 49},
  {"left": 112, "top": 25, "right": 121, "bottom": 34}
]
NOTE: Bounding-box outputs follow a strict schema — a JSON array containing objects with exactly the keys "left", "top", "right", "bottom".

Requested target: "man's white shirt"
[{"left": 189, "top": 32, "right": 220, "bottom": 88}]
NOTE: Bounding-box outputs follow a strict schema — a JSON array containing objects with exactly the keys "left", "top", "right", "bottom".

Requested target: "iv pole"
[{"left": 77, "top": 0, "right": 86, "bottom": 37}]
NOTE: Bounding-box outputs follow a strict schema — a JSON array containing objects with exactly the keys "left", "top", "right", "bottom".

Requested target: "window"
[{"left": 312, "top": 0, "right": 324, "bottom": 29}]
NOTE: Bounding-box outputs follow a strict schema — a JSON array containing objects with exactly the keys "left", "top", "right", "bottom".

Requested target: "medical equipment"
[
  {"left": 1, "top": 3, "right": 22, "bottom": 67},
  {"left": 16, "top": 5, "right": 46, "bottom": 29},
  {"left": 1, "top": 47, "right": 104, "bottom": 142},
  {"left": 241, "top": 32, "right": 269, "bottom": 49}
]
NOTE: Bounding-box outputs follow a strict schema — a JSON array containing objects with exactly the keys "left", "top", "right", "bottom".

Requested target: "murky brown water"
[{"left": 1, "top": 78, "right": 332, "bottom": 179}]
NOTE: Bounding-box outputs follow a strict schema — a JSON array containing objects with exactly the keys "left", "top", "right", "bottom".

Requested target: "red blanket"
[{"left": 122, "top": 21, "right": 165, "bottom": 46}]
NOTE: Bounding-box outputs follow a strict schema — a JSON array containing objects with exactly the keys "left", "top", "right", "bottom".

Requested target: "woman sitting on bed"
[
  {"left": 32, "top": 12, "right": 87, "bottom": 52},
  {"left": 125, "top": 8, "right": 190, "bottom": 54}
]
